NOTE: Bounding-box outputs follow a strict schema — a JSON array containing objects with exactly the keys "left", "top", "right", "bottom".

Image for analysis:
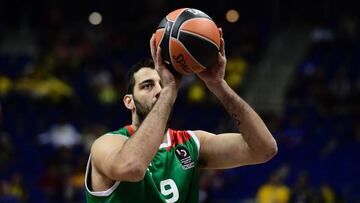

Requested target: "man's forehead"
[{"left": 134, "top": 67, "right": 160, "bottom": 84}]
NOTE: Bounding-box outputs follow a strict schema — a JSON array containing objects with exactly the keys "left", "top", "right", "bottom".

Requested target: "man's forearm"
[
  {"left": 119, "top": 88, "right": 176, "bottom": 169},
  {"left": 206, "top": 79, "right": 277, "bottom": 159}
]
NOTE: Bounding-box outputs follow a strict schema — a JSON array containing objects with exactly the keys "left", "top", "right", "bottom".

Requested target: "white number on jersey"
[{"left": 160, "top": 179, "right": 179, "bottom": 203}]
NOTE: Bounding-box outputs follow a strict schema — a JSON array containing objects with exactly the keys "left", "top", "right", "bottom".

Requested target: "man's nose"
[{"left": 154, "top": 83, "right": 162, "bottom": 99}]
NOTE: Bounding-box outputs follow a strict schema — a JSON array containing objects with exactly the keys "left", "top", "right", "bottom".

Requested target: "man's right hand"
[{"left": 150, "top": 34, "right": 181, "bottom": 96}]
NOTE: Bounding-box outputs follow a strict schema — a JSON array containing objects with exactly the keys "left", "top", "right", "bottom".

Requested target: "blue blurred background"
[{"left": 0, "top": 0, "right": 359, "bottom": 202}]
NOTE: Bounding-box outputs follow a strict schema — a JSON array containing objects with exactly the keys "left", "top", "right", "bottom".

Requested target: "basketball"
[{"left": 155, "top": 8, "right": 221, "bottom": 75}]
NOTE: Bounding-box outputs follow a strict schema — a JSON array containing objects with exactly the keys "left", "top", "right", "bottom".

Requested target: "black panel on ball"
[
  {"left": 158, "top": 21, "right": 182, "bottom": 77},
  {"left": 157, "top": 17, "right": 167, "bottom": 29},
  {"left": 179, "top": 31, "right": 218, "bottom": 69},
  {"left": 159, "top": 21, "right": 173, "bottom": 64},
  {"left": 171, "top": 8, "right": 212, "bottom": 39}
]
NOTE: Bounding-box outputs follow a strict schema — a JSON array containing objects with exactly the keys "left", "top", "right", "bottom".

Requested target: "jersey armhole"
[
  {"left": 104, "top": 132, "right": 130, "bottom": 139},
  {"left": 85, "top": 155, "right": 120, "bottom": 197},
  {"left": 187, "top": 130, "right": 200, "bottom": 160},
  {"left": 85, "top": 132, "right": 129, "bottom": 197}
]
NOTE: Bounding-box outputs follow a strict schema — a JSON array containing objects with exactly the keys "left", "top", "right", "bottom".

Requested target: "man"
[{"left": 85, "top": 30, "right": 278, "bottom": 203}]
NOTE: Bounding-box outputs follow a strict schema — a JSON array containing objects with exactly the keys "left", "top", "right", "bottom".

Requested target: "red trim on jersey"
[
  {"left": 167, "top": 129, "right": 192, "bottom": 151},
  {"left": 125, "top": 125, "right": 135, "bottom": 136}
]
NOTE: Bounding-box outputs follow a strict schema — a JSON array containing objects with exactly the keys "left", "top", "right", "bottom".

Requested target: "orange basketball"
[{"left": 155, "top": 8, "right": 221, "bottom": 75}]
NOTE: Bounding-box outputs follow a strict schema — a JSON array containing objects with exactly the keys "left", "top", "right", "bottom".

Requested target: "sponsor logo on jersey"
[{"left": 175, "top": 146, "right": 194, "bottom": 170}]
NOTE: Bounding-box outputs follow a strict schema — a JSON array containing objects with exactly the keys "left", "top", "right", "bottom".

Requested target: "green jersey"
[{"left": 85, "top": 125, "right": 200, "bottom": 203}]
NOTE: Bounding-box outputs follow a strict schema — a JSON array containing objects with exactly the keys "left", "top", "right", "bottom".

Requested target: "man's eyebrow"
[{"left": 139, "top": 79, "right": 154, "bottom": 85}]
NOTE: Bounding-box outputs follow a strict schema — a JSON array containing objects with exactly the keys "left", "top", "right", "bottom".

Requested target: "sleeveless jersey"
[{"left": 85, "top": 125, "right": 200, "bottom": 203}]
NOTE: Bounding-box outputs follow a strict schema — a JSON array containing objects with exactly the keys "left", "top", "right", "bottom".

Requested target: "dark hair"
[{"left": 126, "top": 58, "right": 155, "bottom": 94}]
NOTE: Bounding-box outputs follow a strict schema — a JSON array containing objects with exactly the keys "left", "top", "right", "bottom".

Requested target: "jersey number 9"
[{"left": 160, "top": 179, "right": 179, "bottom": 203}]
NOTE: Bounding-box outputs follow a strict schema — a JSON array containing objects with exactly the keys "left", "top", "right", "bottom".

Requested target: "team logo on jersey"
[{"left": 175, "top": 146, "right": 194, "bottom": 170}]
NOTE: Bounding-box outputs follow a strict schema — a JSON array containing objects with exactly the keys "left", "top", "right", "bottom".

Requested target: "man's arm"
[
  {"left": 195, "top": 80, "right": 277, "bottom": 169},
  {"left": 91, "top": 35, "right": 180, "bottom": 183},
  {"left": 195, "top": 29, "right": 277, "bottom": 169},
  {"left": 91, "top": 87, "right": 176, "bottom": 182}
]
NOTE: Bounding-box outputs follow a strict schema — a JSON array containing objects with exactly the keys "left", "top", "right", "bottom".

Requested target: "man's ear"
[{"left": 123, "top": 94, "right": 135, "bottom": 110}]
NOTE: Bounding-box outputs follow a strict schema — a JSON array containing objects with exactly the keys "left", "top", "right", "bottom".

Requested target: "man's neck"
[
  {"left": 131, "top": 113, "right": 141, "bottom": 131},
  {"left": 131, "top": 121, "right": 140, "bottom": 131}
]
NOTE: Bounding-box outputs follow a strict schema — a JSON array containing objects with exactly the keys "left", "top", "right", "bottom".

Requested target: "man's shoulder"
[{"left": 104, "top": 125, "right": 134, "bottom": 138}]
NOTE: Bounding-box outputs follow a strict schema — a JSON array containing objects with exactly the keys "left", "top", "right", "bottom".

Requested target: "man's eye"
[{"left": 144, "top": 84, "right": 152, "bottom": 89}]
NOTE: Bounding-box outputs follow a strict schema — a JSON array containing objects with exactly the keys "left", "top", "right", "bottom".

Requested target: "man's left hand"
[{"left": 196, "top": 28, "right": 226, "bottom": 87}]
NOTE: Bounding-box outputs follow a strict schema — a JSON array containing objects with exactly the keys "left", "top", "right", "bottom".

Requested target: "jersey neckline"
[{"left": 125, "top": 125, "right": 172, "bottom": 149}]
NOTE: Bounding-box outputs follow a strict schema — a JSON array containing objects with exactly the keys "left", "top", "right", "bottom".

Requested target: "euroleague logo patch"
[{"left": 175, "top": 146, "right": 194, "bottom": 170}]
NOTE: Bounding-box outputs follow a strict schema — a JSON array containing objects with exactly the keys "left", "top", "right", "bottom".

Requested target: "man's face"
[{"left": 132, "top": 67, "right": 162, "bottom": 122}]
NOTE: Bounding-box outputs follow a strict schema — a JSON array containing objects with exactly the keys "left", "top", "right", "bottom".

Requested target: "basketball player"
[{"left": 85, "top": 30, "right": 278, "bottom": 203}]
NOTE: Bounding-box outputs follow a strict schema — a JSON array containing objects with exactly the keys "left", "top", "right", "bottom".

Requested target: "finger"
[
  {"left": 156, "top": 47, "right": 164, "bottom": 67},
  {"left": 219, "top": 28, "right": 223, "bottom": 39},
  {"left": 220, "top": 38, "right": 226, "bottom": 57},
  {"left": 150, "top": 34, "right": 156, "bottom": 60}
]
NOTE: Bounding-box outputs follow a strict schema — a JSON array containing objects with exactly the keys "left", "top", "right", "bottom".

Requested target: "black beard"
[{"left": 133, "top": 96, "right": 153, "bottom": 123}]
